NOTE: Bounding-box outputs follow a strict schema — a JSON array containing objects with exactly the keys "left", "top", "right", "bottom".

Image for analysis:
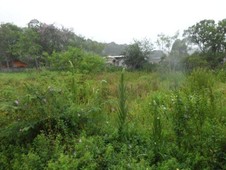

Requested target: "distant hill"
[{"left": 102, "top": 42, "right": 128, "bottom": 56}]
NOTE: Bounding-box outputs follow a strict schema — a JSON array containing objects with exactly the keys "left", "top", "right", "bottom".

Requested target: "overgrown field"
[{"left": 0, "top": 69, "right": 225, "bottom": 169}]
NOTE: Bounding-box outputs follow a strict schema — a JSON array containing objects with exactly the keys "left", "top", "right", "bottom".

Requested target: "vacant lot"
[{"left": 0, "top": 69, "right": 225, "bottom": 169}]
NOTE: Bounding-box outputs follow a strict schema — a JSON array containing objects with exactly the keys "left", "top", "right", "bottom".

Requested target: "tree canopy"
[
  {"left": 183, "top": 19, "right": 226, "bottom": 53},
  {"left": 0, "top": 18, "right": 225, "bottom": 70},
  {"left": 183, "top": 19, "right": 226, "bottom": 68},
  {"left": 0, "top": 19, "right": 106, "bottom": 68},
  {"left": 123, "top": 40, "right": 153, "bottom": 69}
]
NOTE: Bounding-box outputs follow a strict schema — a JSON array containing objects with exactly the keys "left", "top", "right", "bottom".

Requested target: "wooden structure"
[
  {"left": 0, "top": 59, "right": 28, "bottom": 69},
  {"left": 106, "top": 55, "right": 126, "bottom": 67},
  {"left": 11, "top": 60, "right": 28, "bottom": 68}
]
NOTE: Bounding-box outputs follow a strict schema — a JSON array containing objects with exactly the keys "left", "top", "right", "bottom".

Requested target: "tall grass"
[
  {"left": 0, "top": 69, "right": 225, "bottom": 169},
  {"left": 151, "top": 97, "right": 163, "bottom": 163}
]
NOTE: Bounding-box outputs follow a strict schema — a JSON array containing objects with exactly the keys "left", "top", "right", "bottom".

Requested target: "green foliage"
[
  {"left": 123, "top": 39, "right": 152, "bottom": 69},
  {"left": 48, "top": 47, "right": 105, "bottom": 73},
  {"left": 0, "top": 20, "right": 106, "bottom": 69},
  {"left": 156, "top": 32, "right": 179, "bottom": 54},
  {"left": 183, "top": 53, "right": 209, "bottom": 71},
  {"left": 184, "top": 19, "right": 226, "bottom": 54},
  {"left": 183, "top": 19, "right": 226, "bottom": 68},
  {"left": 79, "top": 54, "right": 105, "bottom": 73},
  {"left": 0, "top": 23, "right": 22, "bottom": 64},
  {"left": 0, "top": 70, "right": 225, "bottom": 169},
  {"left": 150, "top": 96, "right": 164, "bottom": 163},
  {"left": 117, "top": 69, "right": 128, "bottom": 138},
  {"left": 14, "top": 27, "right": 42, "bottom": 67}
]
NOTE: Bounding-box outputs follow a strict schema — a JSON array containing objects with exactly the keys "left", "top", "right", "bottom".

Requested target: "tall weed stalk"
[
  {"left": 69, "top": 60, "right": 77, "bottom": 103},
  {"left": 151, "top": 98, "right": 163, "bottom": 163},
  {"left": 117, "top": 69, "right": 128, "bottom": 138}
]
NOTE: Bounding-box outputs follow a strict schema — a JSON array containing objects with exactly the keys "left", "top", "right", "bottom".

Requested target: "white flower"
[
  {"left": 101, "top": 80, "right": 107, "bottom": 84},
  {"left": 162, "top": 105, "right": 167, "bottom": 110},
  {"left": 14, "top": 100, "right": 19, "bottom": 105}
]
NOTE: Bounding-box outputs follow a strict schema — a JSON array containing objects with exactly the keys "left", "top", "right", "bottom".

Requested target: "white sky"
[{"left": 0, "top": 0, "right": 225, "bottom": 44}]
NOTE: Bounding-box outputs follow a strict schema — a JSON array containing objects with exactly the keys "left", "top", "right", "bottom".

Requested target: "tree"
[
  {"left": 38, "top": 23, "right": 64, "bottom": 54},
  {"left": 156, "top": 32, "right": 179, "bottom": 55},
  {"left": 169, "top": 39, "right": 189, "bottom": 70},
  {"left": 217, "top": 19, "right": 226, "bottom": 52},
  {"left": 0, "top": 23, "right": 22, "bottom": 68},
  {"left": 183, "top": 19, "right": 226, "bottom": 67},
  {"left": 184, "top": 19, "right": 226, "bottom": 54},
  {"left": 28, "top": 19, "right": 75, "bottom": 55},
  {"left": 122, "top": 39, "right": 153, "bottom": 69},
  {"left": 14, "top": 27, "right": 42, "bottom": 68},
  {"left": 156, "top": 32, "right": 180, "bottom": 71},
  {"left": 182, "top": 53, "right": 209, "bottom": 71},
  {"left": 82, "top": 39, "right": 104, "bottom": 55}
]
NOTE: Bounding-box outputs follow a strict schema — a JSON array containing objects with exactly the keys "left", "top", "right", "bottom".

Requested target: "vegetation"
[
  {"left": 123, "top": 39, "right": 153, "bottom": 70},
  {"left": 184, "top": 19, "right": 226, "bottom": 68},
  {"left": 0, "top": 68, "right": 225, "bottom": 169},
  {"left": 0, "top": 18, "right": 226, "bottom": 169},
  {"left": 0, "top": 19, "right": 225, "bottom": 71}
]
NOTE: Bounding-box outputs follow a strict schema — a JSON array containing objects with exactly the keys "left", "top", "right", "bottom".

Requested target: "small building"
[
  {"left": 11, "top": 59, "right": 28, "bottom": 68},
  {"left": 1, "top": 59, "right": 28, "bottom": 69},
  {"left": 106, "top": 55, "right": 125, "bottom": 67}
]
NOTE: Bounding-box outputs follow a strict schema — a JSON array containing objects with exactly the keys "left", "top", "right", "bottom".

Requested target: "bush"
[{"left": 48, "top": 47, "right": 105, "bottom": 73}]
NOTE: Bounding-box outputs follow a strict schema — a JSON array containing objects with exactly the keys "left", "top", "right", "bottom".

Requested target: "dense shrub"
[{"left": 48, "top": 47, "right": 105, "bottom": 73}]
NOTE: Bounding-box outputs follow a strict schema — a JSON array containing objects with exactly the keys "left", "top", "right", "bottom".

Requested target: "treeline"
[
  {"left": 123, "top": 19, "right": 226, "bottom": 71},
  {"left": 0, "top": 19, "right": 117, "bottom": 69},
  {"left": 0, "top": 18, "right": 226, "bottom": 71}
]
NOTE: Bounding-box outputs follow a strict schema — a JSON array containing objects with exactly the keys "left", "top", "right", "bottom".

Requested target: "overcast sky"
[{"left": 0, "top": 0, "right": 225, "bottom": 44}]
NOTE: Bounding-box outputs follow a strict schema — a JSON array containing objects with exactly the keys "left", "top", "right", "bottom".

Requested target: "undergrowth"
[{"left": 0, "top": 69, "right": 225, "bottom": 169}]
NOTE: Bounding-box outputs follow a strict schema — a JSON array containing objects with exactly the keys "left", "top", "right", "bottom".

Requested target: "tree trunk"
[
  {"left": 6, "top": 57, "right": 10, "bottom": 69},
  {"left": 35, "top": 57, "right": 39, "bottom": 69}
]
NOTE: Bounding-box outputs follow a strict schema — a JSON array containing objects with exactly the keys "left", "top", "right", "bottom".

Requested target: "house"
[
  {"left": 1, "top": 59, "right": 28, "bottom": 69},
  {"left": 11, "top": 59, "right": 28, "bottom": 68},
  {"left": 106, "top": 55, "right": 125, "bottom": 67}
]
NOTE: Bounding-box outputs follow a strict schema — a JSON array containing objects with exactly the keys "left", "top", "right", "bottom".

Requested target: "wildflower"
[
  {"left": 48, "top": 86, "right": 54, "bottom": 92},
  {"left": 73, "top": 151, "right": 76, "bottom": 156},
  {"left": 153, "top": 100, "right": 157, "bottom": 105},
  {"left": 162, "top": 105, "right": 167, "bottom": 110},
  {"left": 184, "top": 114, "right": 189, "bottom": 119},
  {"left": 14, "top": 100, "right": 19, "bottom": 106},
  {"left": 101, "top": 79, "right": 107, "bottom": 84},
  {"left": 43, "top": 98, "right": 47, "bottom": 103}
]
